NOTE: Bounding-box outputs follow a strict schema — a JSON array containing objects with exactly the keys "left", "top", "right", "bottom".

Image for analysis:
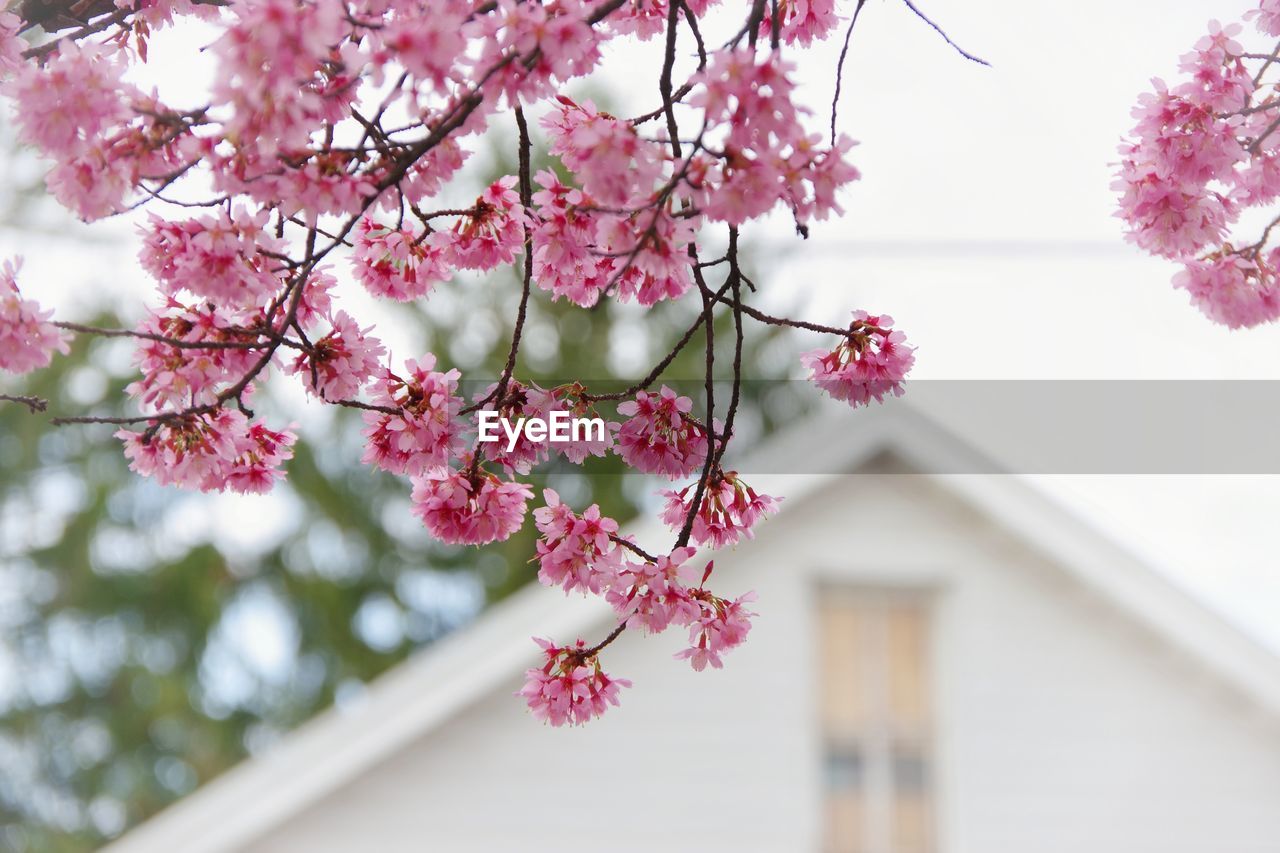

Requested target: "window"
[{"left": 819, "top": 590, "right": 934, "bottom": 853}]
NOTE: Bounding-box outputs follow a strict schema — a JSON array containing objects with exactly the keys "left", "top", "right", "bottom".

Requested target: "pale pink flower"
[
  {"left": 353, "top": 218, "right": 452, "bottom": 301},
  {"left": 476, "top": 383, "right": 614, "bottom": 470},
  {"left": 802, "top": 312, "right": 915, "bottom": 408},
  {"left": 398, "top": 137, "right": 470, "bottom": 206},
  {"left": 533, "top": 489, "right": 625, "bottom": 595},
  {"left": 474, "top": 380, "right": 553, "bottom": 475},
  {"left": 1173, "top": 251, "right": 1280, "bottom": 329},
  {"left": 764, "top": 0, "right": 839, "bottom": 46},
  {"left": 410, "top": 464, "right": 533, "bottom": 545},
  {"left": 542, "top": 97, "right": 665, "bottom": 206},
  {"left": 140, "top": 208, "right": 284, "bottom": 308},
  {"left": 7, "top": 42, "right": 183, "bottom": 219},
  {"left": 288, "top": 311, "right": 385, "bottom": 400},
  {"left": 539, "top": 387, "right": 616, "bottom": 464},
  {"left": 0, "top": 259, "right": 69, "bottom": 374},
  {"left": 447, "top": 176, "right": 525, "bottom": 271},
  {"left": 361, "top": 355, "right": 464, "bottom": 476},
  {"left": 118, "top": 409, "right": 294, "bottom": 493},
  {"left": 0, "top": 11, "right": 24, "bottom": 78},
  {"left": 210, "top": 0, "right": 349, "bottom": 157},
  {"left": 614, "top": 386, "right": 709, "bottom": 479},
  {"left": 469, "top": 0, "right": 601, "bottom": 104},
  {"left": 607, "top": 546, "right": 702, "bottom": 635},
  {"left": 1247, "top": 0, "right": 1280, "bottom": 36},
  {"left": 660, "top": 471, "right": 780, "bottom": 549},
  {"left": 373, "top": 0, "right": 469, "bottom": 87},
  {"left": 125, "top": 300, "right": 261, "bottom": 410},
  {"left": 689, "top": 49, "right": 860, "bottom": 226},
  {"left": 224, "top": 421, "right": 297, "bottom": 494},
  {"left": 517, "top": 638, "right": 630, "bottom": 726},
  {"left": 530, "top": 170, "right": 614, "bottom": 307},
  {"left": 676, "top": 590, "right": 757, "bottom": 671},
  {"left": 598, "top": 209, "right": 696, "bottom": 307}
]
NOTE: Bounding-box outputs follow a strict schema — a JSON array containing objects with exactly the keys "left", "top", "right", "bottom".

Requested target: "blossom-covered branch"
[
  {"left": 0, "top": 0, "right": 928, "bottom": 726},
  {"left": 1116, "top": 2, "right": 1280, "bottom": 328}
]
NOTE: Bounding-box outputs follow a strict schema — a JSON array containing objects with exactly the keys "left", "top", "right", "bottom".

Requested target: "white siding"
[{"left": 242, "top": 465, "right": 1280, "bottom": 853}]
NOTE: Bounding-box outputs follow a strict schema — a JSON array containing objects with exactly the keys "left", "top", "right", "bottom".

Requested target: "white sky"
[
  {"left": 5, "top": 0, "right": 1280, "bottom": 653},
  {"left": 780, "top": 0, "right": 1280, "bottom": 652}
]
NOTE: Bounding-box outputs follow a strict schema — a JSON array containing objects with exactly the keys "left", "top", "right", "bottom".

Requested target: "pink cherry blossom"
[
  {"left": 410, "top": 463, "right": 534, "bottom": 545},
  {"left": 1247, "top": 0, "right": 1280, "bottom": 37},
  {"left": 802, "top": 312, "right": 915, "bottom": 408},
  {"left": 0, "top": 259, "right": 69, "bottom": 374},
  {"left": 1173, "top": 250, "right": 1280, "bottom": 329},
  {"left": 469, "top": 0, "right": 602, "bottom": 105},
  {"left": 118, "top": 409, "right": 295, "bottom": 493},
  {"left": 125, "top": 300, "right": 262, "bottom": 410},
  {"left": 223, "top": 421, "right": 298, "bottom": 494},
  {"left": 140, "top": 209, "right": 285, "bottom": 308},
  {"left": 7, "top": 42, "right": 159, "bottom": 219},
  {"left": 614, "top": 386, "right": 709, "bottom": 479},
  {"left": 689, "top": 49, "right": 860, "bottom": 227},
  {"left": 530, "top": 170, "right": 614, "bottom": 307},
  {"left": 542, "top": 387, "right": 617, "bottom": 463},
  {"left": 0, "top": 0, "right": 953, "bottom": 723},
  {"left": 676, "top": 589, "right": 757, "bottom": 672},
  {"left": 353, "top": 218, "right": 452, "bottom": 302},
  {"left": 607, "top": 546, "right": 702, "bottom": 635},
  {"left": 372, "top": 0, "right": 469, "bottom": 88},
  {"left": 533, "top": 489, "right": 625, "bottom": 595},
  {"left": 764, "top": 0, "right": 839, "bottom": 46},
  {"left": 447, "top": 176, "right": 526, "bottom": 271},
  {"left": 0, "top": 11, "right": 24, "bottom": 78},
  {"left": 474, "top": 380, "right": 553, "bottom": 475},
  {"left": 517, "top": 638, "right": 630, "bottom": 726},
  {"left": 288, "top": 311, "right": 385, "bottom": 400},
  {"left": 598, "top": 208, "right": 696, "bottom": 306},
  {"left": 209, "top": 0, "right": 350, "bottom": 157},
  {"left": 542, "top": 97, "right": 665, "bottom": 207},
  {"left": 660, "top": 470, "right": 780, "bottom": 549},
  {"left": 361, "top": 355, "right": 464, "bottom": 476}
]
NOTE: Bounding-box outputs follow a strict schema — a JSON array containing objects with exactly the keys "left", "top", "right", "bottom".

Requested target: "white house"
[{"left": 104, "top": 402, "right": 1280, "bottom": 853}]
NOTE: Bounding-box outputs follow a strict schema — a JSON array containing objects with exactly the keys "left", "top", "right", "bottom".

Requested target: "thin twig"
[
  {"left": 831, "top": 0, "right": 868, "bottom": 145},
  {"left": 0, "top": 394, "right": 48, "bottom": 413},
  {"left": 900, "top": 0, "right": 990, "bottom": 67}
]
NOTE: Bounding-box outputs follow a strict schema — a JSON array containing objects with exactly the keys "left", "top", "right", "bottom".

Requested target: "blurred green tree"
[
  {"left": 0, "top": 277, "right": 805, "bottom": 852},
  {"left": 0, "top": 99, "right": 811, "bottom": 851}
]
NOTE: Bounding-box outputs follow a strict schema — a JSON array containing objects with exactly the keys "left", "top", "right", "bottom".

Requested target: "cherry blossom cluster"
[
  {"left": 0, "top": 260, "right": 69, "bottom": 374},
  {"left": 0, "top": 0, "right": 937, "bottom": 725},
  {"left": 801, "top": 311, "right": 915, "bottom": 406},
  {"left": 518, "top": 638, "right": 631, "bottom": 726},
  {"left": 660, "top": 469, "right": 780, "bottom": 548},
  {"left": 1116, "top": 4, "right": 1280, "bottom": 328}
]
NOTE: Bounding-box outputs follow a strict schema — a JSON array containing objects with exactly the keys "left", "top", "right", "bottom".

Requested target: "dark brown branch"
[
  {"left": 52, "top": 321, "right": 275, "bottom": 351},
  {"left": 676, "top": 248, "right": 717, "bottom": 549},
  {"left": 714, "top": 228, "right": 744, "bottom": 466},
  {"left": 580, "top": 619, "right": 628, "bottom": 657},
  {"left": 0, "top": 394, "right": 48, "bottom": 413},
  {"left": 660, "top": 0, "right": 683, "bottom": 159},
  {"left": 579, "top": 276, "right": 735, "bottom": 404},
  {"left": 486, "top": 104, "right": 535, "bottom": 416},
  {"left": 610, "top": 535, "right": 660, "bottom": 563}
]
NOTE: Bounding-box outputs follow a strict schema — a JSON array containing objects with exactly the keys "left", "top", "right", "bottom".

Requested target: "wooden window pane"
[
  {"left": 820, "top": 590, "right": 934, "bottom": 853},
  {"left": 820, "top": 599, "right": 866, "bottom": 735},
  {"left": 825, "top": 791, "right": 866, "bottom": 853},
  {"left": 887, "top": 604, "right": 929, "bottom": 732}
]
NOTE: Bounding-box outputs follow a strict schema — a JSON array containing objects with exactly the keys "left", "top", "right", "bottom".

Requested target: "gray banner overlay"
[{"left": 462, "top": 380, "right": 1280, "bottom": 475}]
